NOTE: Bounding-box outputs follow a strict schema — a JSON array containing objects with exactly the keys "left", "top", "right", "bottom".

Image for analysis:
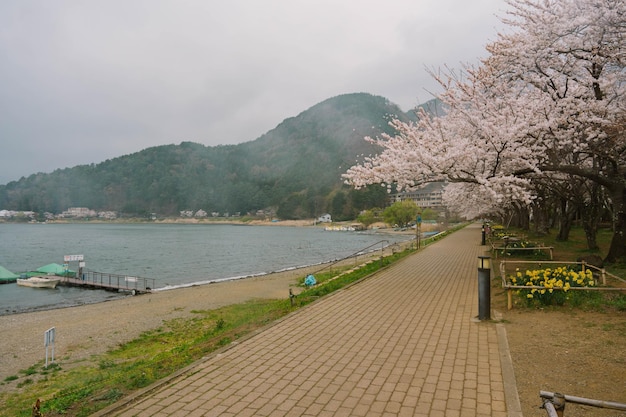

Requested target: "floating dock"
[{"left": 59, "top": 271, "right": 155, "bottom": 294}]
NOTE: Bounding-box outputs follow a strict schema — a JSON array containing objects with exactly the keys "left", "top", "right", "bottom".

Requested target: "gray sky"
[{"left": 0, "top": 0, "right": 508, "bottom": 185}]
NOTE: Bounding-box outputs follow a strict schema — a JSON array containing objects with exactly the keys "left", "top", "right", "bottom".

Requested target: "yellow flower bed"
[{"left": 509, "top": 267, "right": 595, "bottom": 306}]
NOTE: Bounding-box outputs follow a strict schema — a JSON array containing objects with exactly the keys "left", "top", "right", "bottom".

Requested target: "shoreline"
[
  {"left": 0, "top": 250, "right": 389, "bottom": 385},
  {"left": 2, "top": 218, "right": 325, "bottom": 227},
  {"left": 2, "top": 217, "right": 405, "bottom": 231},
  {"left": 0, "top": 265, "right": 317, "bottom": 385},
  {"left": 0, "top": 227, "right": 421, "bottom": 385},
  {"left": 0, "top": 244, "right": 397, "bottom": 317}
]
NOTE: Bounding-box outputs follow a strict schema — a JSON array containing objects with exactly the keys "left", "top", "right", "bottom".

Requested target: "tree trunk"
[
  {"left": 605, "top": 183, "right": 626, "bottom": 264},
  {"left": 580, "top": 182, "right": 604, "bottom": 251},
  {"left": 556, "top": 197, "right": 575, "bottom": 241},
  {"left": 557, "top": 215, "right": 573, "bottom": 241},
  {"left": 519, "top": 206, "right": 530, "bottom": 230},
  {"left": 583, "top": 222, "right": 599, "bottom": 251},
  {"left": 509, "top": 205, "right": 530, "bottom": 230},
  {"left": 532, "top": 203, "right": 550, "bottom": 236}
]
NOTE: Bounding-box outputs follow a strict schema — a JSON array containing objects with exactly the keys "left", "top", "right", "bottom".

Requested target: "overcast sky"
[{"left": 0, "top": 0, "right": 509, "bottom": 185}]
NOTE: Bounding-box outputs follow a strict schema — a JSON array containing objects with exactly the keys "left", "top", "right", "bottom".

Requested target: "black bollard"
[
  {"left": 481, "top": 224, "right": 486, "bottom": 245},
  {"left": 477, "top": 256, "right": 491, "bottom": 320}
]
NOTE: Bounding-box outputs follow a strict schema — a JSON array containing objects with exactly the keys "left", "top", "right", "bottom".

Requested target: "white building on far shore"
[
  {"left": 317, "top": 213, "right": 332, "bottom": 223},
  {"left": 391, "top": 182, "right": 446, "bottom": 209}
]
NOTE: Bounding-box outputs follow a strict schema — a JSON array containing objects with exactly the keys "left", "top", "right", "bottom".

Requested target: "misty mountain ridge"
[{"left": 0, "top": 93, "right": 440, "bottom": 220}]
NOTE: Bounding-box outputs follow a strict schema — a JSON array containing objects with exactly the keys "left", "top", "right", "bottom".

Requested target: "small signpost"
[
  {"left": 44, "top": 327, "right": 56, "bottom": 367},
  {"left": 416, "top": 214, "right": 422, "bottom": 249},
  {"left": 64, "top": 254, "right": 85, "bottom": 278}
]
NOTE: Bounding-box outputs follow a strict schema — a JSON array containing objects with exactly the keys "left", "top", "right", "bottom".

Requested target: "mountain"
[{"left": 0, "top": 93, "right": 429, "bottom": 220}]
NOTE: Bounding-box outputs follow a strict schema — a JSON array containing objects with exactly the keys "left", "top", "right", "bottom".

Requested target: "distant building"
[
  {"left": 0, "top": 210, "right": 35, "bottom": 218},
  {"left": 195, "top": 209, "right": 208, "bottom": 218},
  {"left": 391, "top": 182, "right": 446, "bottom": 209},
  {"left": 61, "top": 207, "right": 97, "bottom": 218},
  {"left": 97, "top": 211, "right": 117, "bottom": 219},
  {"left": 317, "top": 213, "right": 332, "bottom": 223}
]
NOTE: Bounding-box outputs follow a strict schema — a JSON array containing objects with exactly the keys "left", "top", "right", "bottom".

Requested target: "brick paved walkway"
[{"left": 95, "top": 224, "right": 518, "bottom": 417}]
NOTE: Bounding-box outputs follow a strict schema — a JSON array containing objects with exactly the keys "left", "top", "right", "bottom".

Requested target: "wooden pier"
[{"left": 59, "top": 270, "right": 155, "bottom": 294}]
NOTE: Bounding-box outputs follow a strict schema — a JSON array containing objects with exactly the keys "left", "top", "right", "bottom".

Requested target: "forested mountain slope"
[{"left": 0, "top": 93, "right": 437, "bottom": 220}]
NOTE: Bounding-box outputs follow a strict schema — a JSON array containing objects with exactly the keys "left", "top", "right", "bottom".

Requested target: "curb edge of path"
[{"left": 495, "top": 311, "right": 524, "bottom": 417}]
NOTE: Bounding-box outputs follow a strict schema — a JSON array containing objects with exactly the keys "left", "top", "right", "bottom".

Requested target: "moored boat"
[
  {"left": 16, "top": 276, "right": 60, "bottom": 289},
  {"left": 0, "top": 265, "right": 19, "bottom": 284}
]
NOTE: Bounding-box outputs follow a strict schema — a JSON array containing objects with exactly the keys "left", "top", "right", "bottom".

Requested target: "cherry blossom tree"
[
  {"left": 491, "top": 0, "right": 626, "bottom": 261},
  {"left": 344, "top": 0, "right": 626, "bottom": 262}
]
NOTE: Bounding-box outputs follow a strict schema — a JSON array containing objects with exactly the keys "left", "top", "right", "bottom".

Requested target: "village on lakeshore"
[{"left": 0, "top": 182, "right": 447, "bottom": 226}]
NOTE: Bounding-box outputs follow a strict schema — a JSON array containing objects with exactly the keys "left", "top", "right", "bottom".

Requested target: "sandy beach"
[
  {"left": 0, "top": 265, "right": 322, "bottom": 385},
  {"left": 0, "top": 225, "right": 415, "bottom": 388}
]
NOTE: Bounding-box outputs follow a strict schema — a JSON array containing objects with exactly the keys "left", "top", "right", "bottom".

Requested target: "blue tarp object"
[{"left": 304, "top": 274, "right": 316, "bottom": 286}]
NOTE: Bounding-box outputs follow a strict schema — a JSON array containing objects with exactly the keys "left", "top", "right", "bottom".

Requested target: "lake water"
[{"left": 0, "top": 223, "right": 412, "bottom": 315}]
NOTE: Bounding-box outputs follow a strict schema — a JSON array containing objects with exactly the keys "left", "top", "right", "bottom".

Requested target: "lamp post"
[
  {"left": 477, "top": 256, "right": 491, "bottom": 320},
  {"left": 481, "top": 223, "right": 486, "bottom": 245}
]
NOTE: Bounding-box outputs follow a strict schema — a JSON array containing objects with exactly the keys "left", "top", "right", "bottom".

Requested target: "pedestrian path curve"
[{"left": 95, "top": 223, "right": 520, "bottom": 417}]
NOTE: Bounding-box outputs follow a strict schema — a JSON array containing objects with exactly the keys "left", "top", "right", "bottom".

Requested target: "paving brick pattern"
[{"left": 98, "top": 224, "right": 508, "bottom": 416}]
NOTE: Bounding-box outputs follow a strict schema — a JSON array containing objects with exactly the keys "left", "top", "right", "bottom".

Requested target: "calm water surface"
[{"left": 0, "top": 223, "right": 411, "bottom": 315}]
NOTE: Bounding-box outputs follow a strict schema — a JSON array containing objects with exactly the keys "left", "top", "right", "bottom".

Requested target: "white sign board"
[
  {"left": 44, "top": 327, "right": 55, "bottom": 346},
  {"left": 64, "top": 254, "right": 84, "bottom": 262},
  {"left": 44, "top": 327, "right": 56, "bottom": 367}
]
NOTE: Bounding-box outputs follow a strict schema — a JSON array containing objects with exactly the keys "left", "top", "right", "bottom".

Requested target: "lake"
[{"left": 0, "top": 223, "right": 412, "bottom": 315}]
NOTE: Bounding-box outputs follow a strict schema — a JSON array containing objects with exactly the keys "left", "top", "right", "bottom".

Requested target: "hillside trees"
[
  {"left": 383, "top": 200, "right": 420, "bottom": 228},
  {"left": 0, "top": 93, "right": 411, "bottom": 219},
  {"left": 344, "top": 0, "right": 626, "bottom": 262},
  {"left": 357, "top": 208, "right": 383, "bottom": 228}
]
